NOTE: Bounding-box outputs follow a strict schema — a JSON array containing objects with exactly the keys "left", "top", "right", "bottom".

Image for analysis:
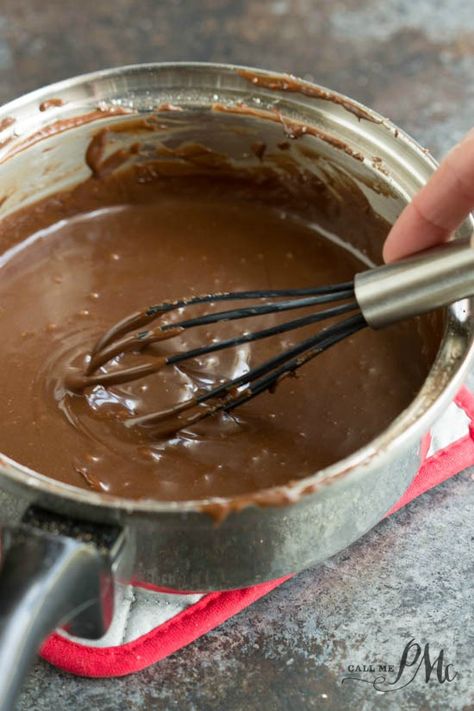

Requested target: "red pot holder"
[{"left": 40, "top": 386, "right": 474, "bottom": 678}]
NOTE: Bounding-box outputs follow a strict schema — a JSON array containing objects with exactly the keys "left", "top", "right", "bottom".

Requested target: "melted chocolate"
[{"left": 0, "top": 155, "right": 436, "bottom": 502}]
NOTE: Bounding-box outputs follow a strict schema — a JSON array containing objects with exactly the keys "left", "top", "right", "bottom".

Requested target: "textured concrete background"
[{"left": 0, "top": 0, "right": 472, "bottom": 709}]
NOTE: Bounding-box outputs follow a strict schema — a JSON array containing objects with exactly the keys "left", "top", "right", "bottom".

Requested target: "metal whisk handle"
[{"left": 354, "top": 237, "right": 474, "bottom": 329}]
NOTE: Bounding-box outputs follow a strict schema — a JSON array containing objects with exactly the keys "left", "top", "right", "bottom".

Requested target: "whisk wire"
[
  {"left": 166, "top": 301, "right": 359, "bottom": 365},
  {"left": 82, "top": 281, "right": 366, "bottom": 432},
  {"left": 126, "top": 313, "right": 367, "bottom": 429},
  {"left": 144, "top": 281, "right": 355, "bottom": 316},
  {"left": 88, "top": 282, "right": 357, "bottom": 377},
  {"left": 163, "top": 289, "right": 356, "bottom": 332}
]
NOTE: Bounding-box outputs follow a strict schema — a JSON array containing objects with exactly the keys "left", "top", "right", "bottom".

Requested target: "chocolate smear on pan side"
[{"left": 238, "top": 69, "right": 383, "bottom": 123}]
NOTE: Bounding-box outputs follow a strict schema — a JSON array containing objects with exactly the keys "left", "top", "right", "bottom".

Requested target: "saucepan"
[{"left": 0, "top": 63, "right": 472, "bottom": 708}]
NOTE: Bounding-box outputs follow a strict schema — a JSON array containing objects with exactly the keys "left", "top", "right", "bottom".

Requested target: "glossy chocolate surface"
[{"left": 0, "top": 137, "right": 436, "bottom": 500}]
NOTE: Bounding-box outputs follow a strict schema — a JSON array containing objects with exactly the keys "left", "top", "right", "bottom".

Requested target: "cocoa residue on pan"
[
  {"left": 251, "top": 141, "right": 267, "bottom": 160},
  {"left": 0, "top": 117, "right": 15, "bottom": 132},
  {"left": 0, "top": 106, "right": 133, "bottom": 164},
  {"left": 108, "top": 116, "right": 164, "bottom": 133},
  {"left": 85, "top": 127, "right": 141, "bottom": 178},
  {"left": 371, "top": 155, "right": 390, "bottom": 176},
  {"left": 212, "top": 101, "right": 364, "bottom": 161},
  {"left": 0, "top": 117, "right": 16, "bottom": 149},
  {"left": 39, "top": 98, "right": 65, "bottom": 112},
  {"left": 238, "top": 69, "right": 382, "bottom": 124},
  {"left": 155, "top": 102, "right": 184, "bottom": 112},
  {"left": 85, "top": 128, "right": 109, "bottom": 176}
]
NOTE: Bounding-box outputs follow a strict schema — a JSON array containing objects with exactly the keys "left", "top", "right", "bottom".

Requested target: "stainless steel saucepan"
[{"left": 0, "top": 63, "right": 472, "bottom": 708}]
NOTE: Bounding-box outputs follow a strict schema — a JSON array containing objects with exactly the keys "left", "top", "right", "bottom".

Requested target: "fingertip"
[
  {"left": 382, "top": 236, "right": 396, "bottom": 263},
  {"left": 382, "top": 210, "right": 413, "bottom": 263},
  {"left": 382, "top": 228, "right": 406, "bottom": 263}
]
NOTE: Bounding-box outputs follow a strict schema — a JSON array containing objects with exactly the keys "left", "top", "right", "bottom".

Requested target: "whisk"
[{"left": 74, "top": 238, "right": 474, "bottom": 433}]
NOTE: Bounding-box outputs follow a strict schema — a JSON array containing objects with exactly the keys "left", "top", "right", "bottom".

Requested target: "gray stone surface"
[{"left": 0, "top": 0, "right": 472, "bottom": 709}]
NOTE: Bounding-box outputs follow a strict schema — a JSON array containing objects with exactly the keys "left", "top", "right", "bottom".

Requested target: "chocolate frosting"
[{"left": 0, "top": 112, "right": 439, "bottom": 505}]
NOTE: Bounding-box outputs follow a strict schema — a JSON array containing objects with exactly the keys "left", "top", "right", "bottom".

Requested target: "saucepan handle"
[{"left": 0, "top": 507, "right": 124, "bottom": 710}]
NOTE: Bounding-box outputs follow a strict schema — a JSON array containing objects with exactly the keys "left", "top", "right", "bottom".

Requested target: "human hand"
[{"left": 383, "top": 128, "right": 474, "bottom": 263}]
